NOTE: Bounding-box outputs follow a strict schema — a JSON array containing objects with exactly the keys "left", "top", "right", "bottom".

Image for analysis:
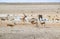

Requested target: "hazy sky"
[{"left": 0, "top": 0, "right": 60, "bottom": 2}]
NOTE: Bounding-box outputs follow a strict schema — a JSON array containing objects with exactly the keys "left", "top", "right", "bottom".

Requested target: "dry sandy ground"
[
  {"left": 0, "top": 3, "right": 60, "bottom": 39},
  {"left": 0, "top": 24, "right": 60, "bottom": 39}
]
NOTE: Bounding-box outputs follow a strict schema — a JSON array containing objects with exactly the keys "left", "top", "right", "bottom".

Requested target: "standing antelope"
[
  {"left": 21, "top": 13, "right": 27, "bottom": 24},
  {"left": 38, "top": 15, "right": 45, "bottom": 27}
]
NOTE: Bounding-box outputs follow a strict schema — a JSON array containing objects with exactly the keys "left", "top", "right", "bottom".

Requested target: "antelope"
[
  {"left": 40, "top": 20, "right": 45, "bottom": 27},
  {"left": 30, "top": 18, "right": 39, "bottom": 27},
  {"left": 20, "top": 13, "right": 27, "bottom": 24},
  {"left": 38, "top": 15, "right": 45, "bottom": 27}
]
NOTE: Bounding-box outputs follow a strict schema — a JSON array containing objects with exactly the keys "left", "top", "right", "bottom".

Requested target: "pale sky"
[{"left": 0, "top": 0, "right": 60, "bottom": 2}]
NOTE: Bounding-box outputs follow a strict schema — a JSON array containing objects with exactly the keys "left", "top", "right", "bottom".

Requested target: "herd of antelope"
[{"left": 0, "top": 13, "right": 60, "bottom": 27}]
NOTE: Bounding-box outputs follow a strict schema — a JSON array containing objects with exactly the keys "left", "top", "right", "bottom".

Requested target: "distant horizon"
[
  {"left": 0, "top": 0, "right": 60, "bottom": 5},
  {"left": 0, "top": 0, "right": 60, "bottom": 3},
  {"left": 0, "top": 2, "right": 60, "bottom": 5},
  {"left": 0, "top": 2, "right": 60, "bottom": 3}
]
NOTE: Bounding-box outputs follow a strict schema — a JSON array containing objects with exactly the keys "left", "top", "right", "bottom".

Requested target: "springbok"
[
  {"left": 30, "top": 18, "right": 39, "bottom": 27},
  {"left": 40, "top": 20, "right": 45, "bottom": 27},
  {"left": 7, "top": 21, "right": 15, "bottom": 27},
  {"left": 6, "top": 14, "right": 15, "bottom": 27},
  {"left": 20, "top": 13, "right": 27, "bottom": 24},
  {"left": 38, "top": 15, "right": 45, "bottom": 27},
  {"left": 0, "top": 19, "right": 2, "bottom": 26}
]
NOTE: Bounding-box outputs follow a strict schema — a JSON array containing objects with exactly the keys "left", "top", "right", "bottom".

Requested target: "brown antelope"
[
  {"left": 7, "top": 21, "right": 15, "bottom": 27},
  {"left": 38, "top": 15, "right": 43, "bottom": 21},
  {"left": 40, "top": 20, "right": 45, "bottom": 27},
  {"left": 38, "top": 15, "right": 45, "bottom": 27},
  {"left": 30, "top": 18, "right": 39, "bottom": 27},
  {"left": 0, "top": 19, "right": 2, "bottom": 26},
  {"left": 20, "top": 13, "right": 27, "bottom": 24}
]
